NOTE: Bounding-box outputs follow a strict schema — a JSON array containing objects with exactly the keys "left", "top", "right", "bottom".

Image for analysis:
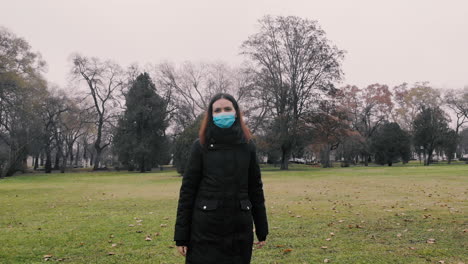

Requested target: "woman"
[{"left": 174, "top": 93, "right": 269, "bottom": 264}]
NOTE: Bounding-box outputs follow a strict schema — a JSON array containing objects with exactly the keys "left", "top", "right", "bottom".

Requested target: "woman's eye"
[{"left": 214, "top": 109, "right": 221, "bottom": 112}]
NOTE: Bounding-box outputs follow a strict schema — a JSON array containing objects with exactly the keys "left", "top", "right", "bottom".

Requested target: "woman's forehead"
[{"left": 213, "top": 98, "right": 234, "bottom": 108}]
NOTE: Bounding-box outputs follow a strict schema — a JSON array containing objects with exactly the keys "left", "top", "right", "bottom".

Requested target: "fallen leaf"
[
  {"left": 145, "top": 236, "right": 152, "bottom": 241},
  {"left": 326, "top": 238, "right": 332, "bottom": 241},
  {"left": 111, "top": 243, "right": 117, "bottom": 247},
  {"left": 324, "top": 259, "right": 330, "bottom": 263},
  {"left": 330, "top": 232, "right": 335, "bottom": 236},
  {"left": 397, "top": 233, "right": 402, "bottom": 238},
  {"left": 427, "top": 238, "right": 436, "bottom": 244},
  {"left": 320, "top": 246, "right": 328, "bottom": 249},
  {"left": 128, "top": 224, "right": 134, "bottom": 227},
  {"left": 107, "top": 252, "right": 115, "bottom": 255},
  {"left": 160, "top": 224, "right": 167, "bottom": 227},
  {"left": 283, "top": 248, "right": 293, "bottom": 253},
  {"left": 276, "top": 245, "right": 285, "bottom": 248}
]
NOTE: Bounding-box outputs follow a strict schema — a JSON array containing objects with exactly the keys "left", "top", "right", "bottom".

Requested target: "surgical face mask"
[{"left": 213, "top": 112, "right": 236, "bottom": 128}]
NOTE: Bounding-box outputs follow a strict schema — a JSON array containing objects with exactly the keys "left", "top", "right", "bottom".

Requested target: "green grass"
[{"left": 0, "top": 164, "right": 467, "bottom": 264}]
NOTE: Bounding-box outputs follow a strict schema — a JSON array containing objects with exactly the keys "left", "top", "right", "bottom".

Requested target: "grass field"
[{"left": 0, "top": 164, "right": 467, "bottom": 264}]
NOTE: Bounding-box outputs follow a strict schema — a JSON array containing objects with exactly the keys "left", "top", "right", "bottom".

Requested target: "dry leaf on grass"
[{"left": 427, "top": 238, "right": 436, "bottom": 244}]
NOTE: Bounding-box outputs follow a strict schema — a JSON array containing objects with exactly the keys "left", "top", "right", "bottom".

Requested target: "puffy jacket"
[{"left": 174, "top": 138, "right": 268, "bottom": 264}]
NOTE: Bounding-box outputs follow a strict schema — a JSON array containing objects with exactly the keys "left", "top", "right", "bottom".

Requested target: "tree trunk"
[
  {"left": 40, "top": 152, "right": 44, "bottom": 166},
  {"left": 426, "top": 151, "right": 433, "bottom": 166},
  {"left": 280, "top": 147, "right": 289, "bottom": 170},
  {"left": 93, "top": 148, "right": 102, "bottom": 170},
  {"left": 320, "top": 145, "right": 332, "bottom": 168},
  {"left": 34, "top": 155, "right": 39, "bottom": 170},
  {"left": 75, "top": 143, "right": 80, "bottom": 167},
  {"left": 140, "top": 157, "right": 145, "bottom": 173},
  {"left": 45, "top": 149, "right": 52, "bottom": 173},
  {"left": 89, "top": 152, "right": 94, "bottom": 167},
  {"left": 69, "top": 143, "right": 74, "bottom": 167},
  {"left": 53, "top": 151, "right": 60, "bottom": 170}
]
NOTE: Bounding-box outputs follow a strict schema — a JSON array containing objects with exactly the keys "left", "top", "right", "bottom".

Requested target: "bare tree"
[
  {"left": 39, "top": 89, "right": 68, "bottom": 173},
  {"left": 339, "top": 84, "right": 393, "bottom": 166},
  {"left": 153, "top": 61, "right": 253, "bottom": 135},
  {"left": 0, "top": 26, "right": 47, "bottom": 177},
  {"left": 70, "top": 54, "right": 124, "bottom": 170},
  {"left": 444, "top": 87, "right": 468, "bottom": 134},
  {"left": 392, "top": 82, "right": 441, "bottom": 132},
  {"left": 241, "top": 15, "right": 345, "bottom": 169}
]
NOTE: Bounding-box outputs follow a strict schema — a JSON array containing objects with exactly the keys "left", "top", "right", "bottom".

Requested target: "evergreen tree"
[
  {"left": 412, "top": 106, "right": 449, "bottom": 166},
  {"left": 441, "top": 129, "right": 458, "bottom": 164},
  {"left": 173, "top": 114, "right": 203, "bottom": 174},
  {"left": 371, "top": 122, "right": 411, "bottom": 166},
  {"left": 113, "top": 73, "right": 168, "bottom": 172}
]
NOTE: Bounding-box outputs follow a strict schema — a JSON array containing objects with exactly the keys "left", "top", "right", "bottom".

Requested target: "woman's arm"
[
  {"left": 174, "top": 138, "right": 203, "bottom": 243},
  {"left": 248, "top": 141, "right": 269, "bottom": 242}
]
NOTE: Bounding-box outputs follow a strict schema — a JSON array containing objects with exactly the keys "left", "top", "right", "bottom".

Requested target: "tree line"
[{"left": 1, "top": 16, "right": 467, "bottom": 177}]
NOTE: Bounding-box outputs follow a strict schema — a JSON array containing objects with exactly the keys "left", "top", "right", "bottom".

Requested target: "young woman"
[{"left": 174, "top": 93, "right": 269, "bottom": 263}]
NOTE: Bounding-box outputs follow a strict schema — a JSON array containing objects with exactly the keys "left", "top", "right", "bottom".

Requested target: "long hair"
[{"left": 199, "top": 93, "right": 252, "bottom": 145}]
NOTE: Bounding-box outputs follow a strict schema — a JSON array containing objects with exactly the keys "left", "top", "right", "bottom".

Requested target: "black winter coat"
[{"left": 174, "top": 137, "right": 269, "bottom": 264}]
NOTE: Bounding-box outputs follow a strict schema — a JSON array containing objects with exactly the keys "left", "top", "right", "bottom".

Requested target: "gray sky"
[{"left": 2, "top": 0, "right": 467, "bottom": 89}]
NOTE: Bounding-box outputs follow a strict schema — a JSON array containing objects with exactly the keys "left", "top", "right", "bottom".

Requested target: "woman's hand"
[
  {"left": 177, "top": 246, "right": 188, "bottom": 256},
  {"left": 254, "top": 240, "right": 266, "bottom": 249}
]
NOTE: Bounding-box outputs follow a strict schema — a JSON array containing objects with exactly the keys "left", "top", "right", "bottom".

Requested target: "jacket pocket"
[
  {"left": 240, "top": 199, "right": 252, "bottom": 211},
  {"left": 197, "top": 200, "right": 218, "bottom": 211}
]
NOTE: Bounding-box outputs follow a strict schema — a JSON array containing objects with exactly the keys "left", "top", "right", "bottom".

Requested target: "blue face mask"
[{"left": 213, "top": 112, "right": 236, "bottom": 128}]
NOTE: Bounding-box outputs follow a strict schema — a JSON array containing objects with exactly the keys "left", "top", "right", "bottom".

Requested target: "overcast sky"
[{"left": 2, "top": 0, "right": 467, "bottom": 90}]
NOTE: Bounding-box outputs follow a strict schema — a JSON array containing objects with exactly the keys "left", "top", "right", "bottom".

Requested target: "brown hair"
[{"left": 199, "top": 93, "right": 252, "bottom": 145}]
